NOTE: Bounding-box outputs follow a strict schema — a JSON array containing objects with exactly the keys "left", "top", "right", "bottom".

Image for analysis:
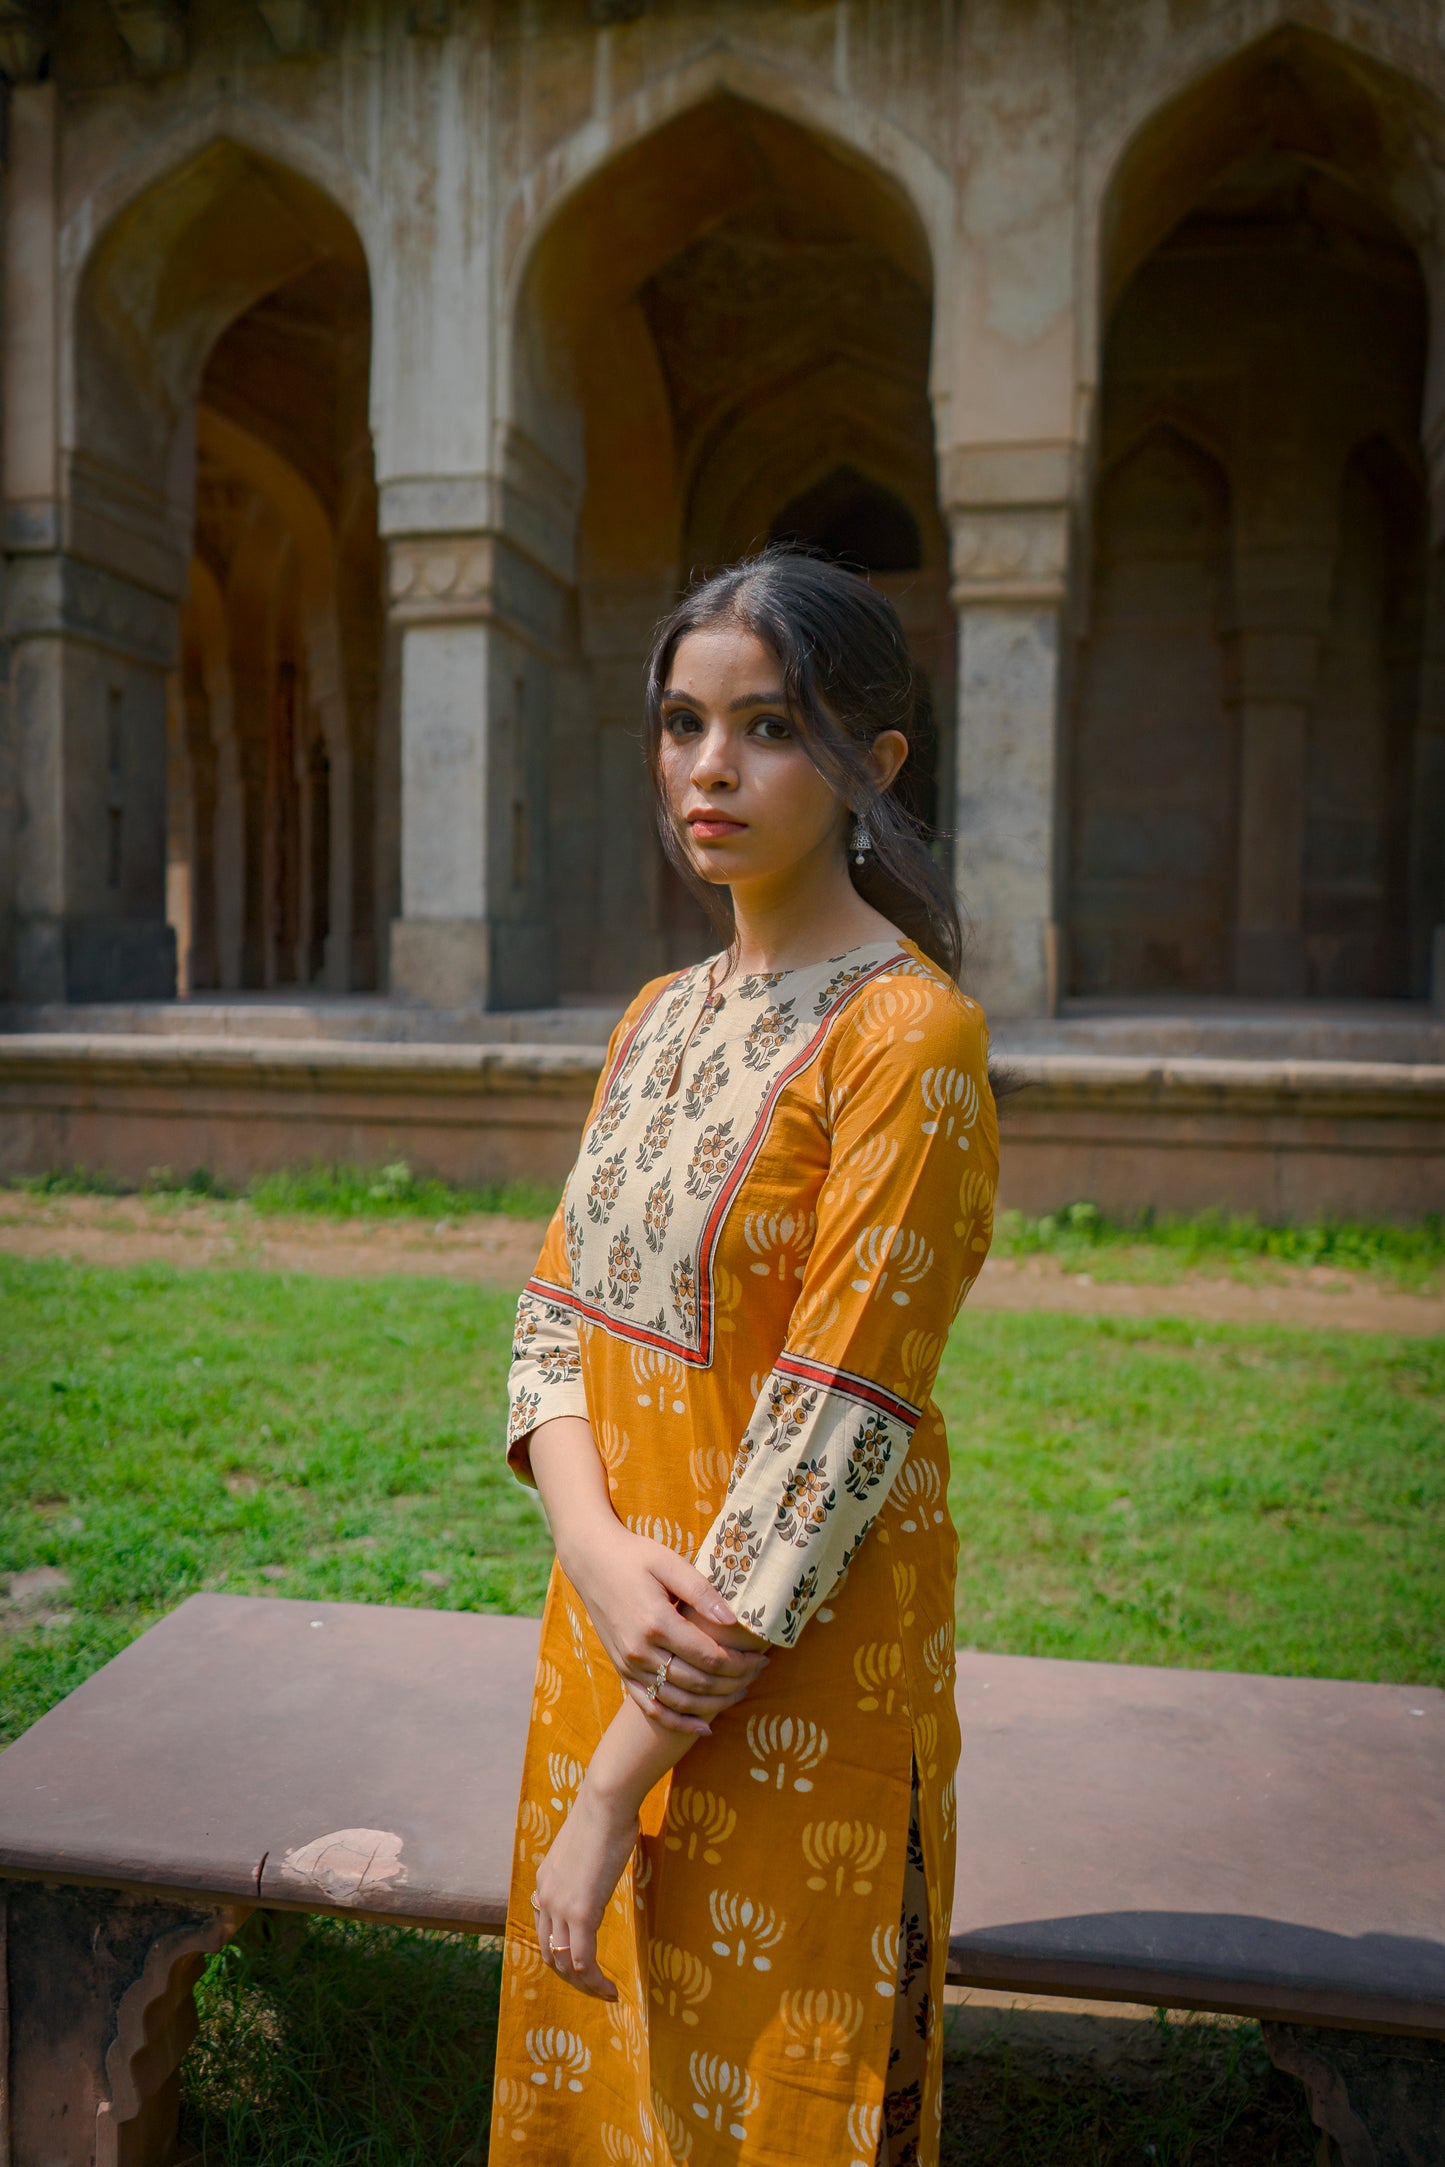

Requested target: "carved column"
[
  {"left": 0, "top": 1880, "right": 247, "bottom": 2167},
  {"left": 948, "top": 496, "right": 1071, "bottom": 1018},
  {"left": 3, "top": 81, "right": 183, "bottom": 1003},
  {"left": 386, "top": 528, "right": 568, "bottom": 1009}
]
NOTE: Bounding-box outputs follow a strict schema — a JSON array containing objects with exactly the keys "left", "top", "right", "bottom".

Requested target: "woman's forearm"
[
  {"left": 585, "top": 1691, "right": 700, "bottom": 1817},
  {"left": 529, "top": 1415, "right": 621, "bottom": 1577}
]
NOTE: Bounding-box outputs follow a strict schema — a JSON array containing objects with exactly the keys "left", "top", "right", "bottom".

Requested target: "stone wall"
[{"left": 1, "top": 1, "right": 1444, "bottom": 1020}]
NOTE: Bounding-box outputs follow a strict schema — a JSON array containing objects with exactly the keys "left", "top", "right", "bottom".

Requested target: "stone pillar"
[
  {"left": 947, "top": 486, "right": 1071, "bottom": 1018},
  {"left": 579, "top": 574, "right": 676, "bottom": 996},
  {"left": 1229, "top": 534, "right": 1335, "bottom": 997},
  {"left": 386, "top": 527, "right": 567, "bottom": 1010},
  {"left": 3, "top": 82, "right": 180, "bottom": 1002}
]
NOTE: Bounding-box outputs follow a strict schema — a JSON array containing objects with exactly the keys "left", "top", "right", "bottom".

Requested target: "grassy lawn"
[
  {"left": 12, "top": 1164, "right": 1444, "bottom": 1291},
  {"left": 3, "top": 1253, "right": 1438, "bottom": 2164}
]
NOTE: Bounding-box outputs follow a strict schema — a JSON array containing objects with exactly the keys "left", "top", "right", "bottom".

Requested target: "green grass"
[
  {"left": 12, "top": 1253, "right": 1423, "bottom": 2162},
  {"left": 11, "top": 1159, "right": 560, "bottom": 1221},
  {"left": 2, "top": 1255, "right": 1440, "bottom": 1751},
  {"left": 993, "top": 1198, "right": 1445, "bottom": 1294},
  {"left": 9, "top": 1167, "right": 1443, "bottom": 1288},
  {"left": 179, "top": 1918, "right": 501, "bottom": 2167}
]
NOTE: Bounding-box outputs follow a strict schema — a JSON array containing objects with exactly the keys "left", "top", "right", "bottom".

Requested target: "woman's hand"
[
  {"left": 531, "top": 1780, "right": 638, "bottom": 2001},
  {"left": 566, "top": 1519, "right": 768, "bottom": 1736},
  {"left": 529, "top": 1416, "right": 768, "bottom": 1737},
  {"left": 531, "top": 1696, "right": 700, "bottom": 2000}
]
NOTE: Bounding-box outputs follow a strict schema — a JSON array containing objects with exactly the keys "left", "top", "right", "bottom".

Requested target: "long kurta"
[{"left": 491, "top": 935, "right": 998, "bottom": 2167}]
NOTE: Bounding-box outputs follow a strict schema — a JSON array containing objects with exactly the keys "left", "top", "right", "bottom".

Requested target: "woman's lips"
[{"left": 687, "top": 814, "right": 747, "bottom": 839}]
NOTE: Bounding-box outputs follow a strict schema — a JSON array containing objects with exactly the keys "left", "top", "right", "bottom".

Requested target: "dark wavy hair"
[{"left": 643, "top": 548, "right": 962, "bottom": 982}]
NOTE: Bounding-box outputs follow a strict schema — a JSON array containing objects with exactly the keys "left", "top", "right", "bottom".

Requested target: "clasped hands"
[{"left": 564, "top": 1517, "right": 770, "bottom": 1734}]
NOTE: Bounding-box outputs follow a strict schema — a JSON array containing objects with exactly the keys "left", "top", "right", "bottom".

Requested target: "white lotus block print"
[
  {"left": 708, "top": 1887, "right": 787, "bottom": 1971},
  {"left": 778, "top": 1985, "right": 866, "bottom": 2066},
  {"left": 600, "top": 2125, "right": 648, "bottom": 2166},
  {"left": 848, "top": 2100, "right": 883, "bottom": 2166},
  {"left": 745, "top": 1711, "right": 829, "bottom": 1791},
  {"left": 664, "top": 1785, "right": 736, "bottom": 1864},
  {"left": 649, "top": 1940, "right": 713, "bottom": 2025},
  {"left": 530, "top": 1658, "right": 562, "bottom": 1726},
  {"left": 652, "top": 2087, "right": 695, "bottom": 2161},
  {"left": 856, "top": 976, "right": 933, "bottom": 1043},
  {"left": 492, "top": 2072, "right": 536, "bottom": 2145},
  {"left": 526, "top": 2025, "right": 590, "bottom": 2092},
  {"left": 836, "top": 1130, "right": 900, "bottom": 1209},
  {"left": 871, "top": 1920, "right": 900, "bottom": 1996},
  {"left": 505, "top": 1936, "right": 545, "bottom": 2003},
  {"left": 923, "top": 1621, "right": 955, "bottom": 1695},
  {"left": 595, "top": 1422, "right": 630, "bottom": 1478},
  {"left": 920, "top": 1063, "right": 981, "bottom": 1145},
  {"left": 607, "top": 1995, "right": 647, "bottom": 2070},
  {"left": 630, "top": 1343, "right": 686, "bottom": 1414},
  {"left": 546, "top": 1751, "right": 584, "bottom": 1815},
  {"left": 854, "top": 1639, "right": 905, "bottom": 1715},
  {"left": 626, "top": 1511, "right": 689, "bottom": 1552},
  {"left": 898, "top": 1327, "right": 945, "bottom": 1403},
  {"left": 851, "top": 1222, "right": 935, "bottom": 1305},
  {"left": 689, "top": 2054, "right": 760, "bottom": 2139},
  {"left": 742, "top": 1206, "right": 817, "bottom": 1281},
  {"left": 888, "top": 1454, "right": 946, "bottom": 1531},
  {"left": 688, "top": 1441, "right": 733, "bottom": 1516},
  {"left": 517, "top": 1798, "right": 553, "bottom": 1865},
  {"left": 801, "top": 1818, "right": 887, "bottom": 1897}
]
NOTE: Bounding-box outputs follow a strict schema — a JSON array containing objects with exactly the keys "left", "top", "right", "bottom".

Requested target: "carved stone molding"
[
  {"left": 3, "top": 553, "right": 179, "bottom": 668},
  {"left": 948, "top": 504, "right": 1070, "bottom": 608},
  {"left": 1, "top": 1880, "right": 249, "bottom": 2167},
  {"left": 387, "top": 532, "right": 570, "bottom": 655},
  {"left": 107, "top": 0, "right": 187, "bottom": 75},
  {"left": 96, "top": 1905, "right": 247, "bottom": 2167}
]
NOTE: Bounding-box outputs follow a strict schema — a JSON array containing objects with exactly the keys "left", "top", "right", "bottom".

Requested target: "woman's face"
[{"left": 657, "top": 622, "right": 873, "bottom": 894}]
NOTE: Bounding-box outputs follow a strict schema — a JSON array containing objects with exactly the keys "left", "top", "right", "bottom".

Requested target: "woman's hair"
[{"left": 642, "top": 547, "right": 962, "bottom": 982}]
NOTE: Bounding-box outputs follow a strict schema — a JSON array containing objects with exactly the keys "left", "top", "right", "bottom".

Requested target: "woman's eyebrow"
[{"left": 658, "top": 689, "right": 786, "bottom": 710}]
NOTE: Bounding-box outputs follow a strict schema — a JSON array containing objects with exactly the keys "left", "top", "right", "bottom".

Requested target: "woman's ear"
[{"left": 867, "top": 729, "right": 909, "bottom": 795}]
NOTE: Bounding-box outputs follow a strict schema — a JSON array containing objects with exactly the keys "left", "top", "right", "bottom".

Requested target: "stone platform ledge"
[{"left": 1, "top": 1034, "right": 1442, "bottom": 1219}]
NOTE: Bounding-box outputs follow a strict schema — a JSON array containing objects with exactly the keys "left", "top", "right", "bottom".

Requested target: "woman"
[{"left": 490, "top": 550, "right": 998, "bottom": 2167}]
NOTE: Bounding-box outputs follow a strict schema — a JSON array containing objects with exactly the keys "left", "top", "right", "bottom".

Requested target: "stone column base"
[{"left": 388, "top": 918, "right": 490, "bottom": 1008}]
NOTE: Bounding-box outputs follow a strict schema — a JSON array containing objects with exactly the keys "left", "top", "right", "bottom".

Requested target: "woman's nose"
[{"left": 690, "top": 724, "right": 737, "bottom": 788}]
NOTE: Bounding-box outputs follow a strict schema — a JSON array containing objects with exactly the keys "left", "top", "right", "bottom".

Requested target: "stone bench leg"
[
  {"left": 1, "top": 1881, "right": 249, "bottom": 2167},
  {"left": 1263, "top": 2021, "right": 1445, "bottom": 2167}
]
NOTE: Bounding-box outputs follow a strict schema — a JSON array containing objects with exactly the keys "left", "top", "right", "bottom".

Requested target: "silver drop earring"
[{"left": 851, "top": 812, "right": 874, "bottom": 867}]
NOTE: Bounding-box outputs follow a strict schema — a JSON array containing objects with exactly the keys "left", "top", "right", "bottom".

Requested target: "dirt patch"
[{"left": 1, "top": 1191, "right": 1441, "bottom": 1335}]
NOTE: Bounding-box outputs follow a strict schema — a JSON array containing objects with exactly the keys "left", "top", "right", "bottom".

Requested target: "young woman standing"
[{"left": 490, "top": 552, "right": 998, "bottom": 2167}]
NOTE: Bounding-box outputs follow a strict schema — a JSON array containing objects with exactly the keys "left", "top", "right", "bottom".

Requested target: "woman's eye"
[
  {"left": 664, "top": 711, "right": 702, "bottom": 737},
  {"left": 753, "top": 715, "right": 793, "bottom": 742}
]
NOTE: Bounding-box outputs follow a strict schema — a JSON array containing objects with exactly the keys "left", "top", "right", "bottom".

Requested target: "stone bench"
[{"left": 0, "top": 1594, "right": 1440, "bottom": 2166}]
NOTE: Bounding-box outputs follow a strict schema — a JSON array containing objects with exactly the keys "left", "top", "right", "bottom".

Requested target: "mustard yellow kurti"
[{"left": 491, "top": 936, "right": 997, "bottom": 2167}]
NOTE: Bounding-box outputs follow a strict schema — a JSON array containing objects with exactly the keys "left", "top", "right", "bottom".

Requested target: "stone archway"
[
  {"left": 27, "top": 141, "right": 382, "bottom": 1001},
  {"left": 1077, "top": 27, "right": 1440, "bottom": 1001},
  {"left": 506, "top": 93, "right": 944, "bottom": 996}
]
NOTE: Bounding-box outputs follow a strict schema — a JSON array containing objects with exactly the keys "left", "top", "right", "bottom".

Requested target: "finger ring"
[
  {"left": 528, "top": 1893, "right": 539, "bottom": 1911},
  {"left": 549, "top": 1939, "right": 570, "bottom": 1956},
  {"left": 646, "top": 1653, "right": 672, "bottom": 1703}
]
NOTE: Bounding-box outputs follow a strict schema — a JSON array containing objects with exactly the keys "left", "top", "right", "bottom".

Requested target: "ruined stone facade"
[{"left": 2, "top": 0, "right": 1443, "bottom": 1021}]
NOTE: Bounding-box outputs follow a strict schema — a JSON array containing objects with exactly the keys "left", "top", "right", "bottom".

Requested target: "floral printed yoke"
[{"left": 493, "top": 937, "right": 998, "bottom": 2167}]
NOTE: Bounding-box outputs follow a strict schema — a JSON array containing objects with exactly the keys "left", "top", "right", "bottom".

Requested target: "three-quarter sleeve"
[
  {"left": 696, "top": 974, "right": 997, "bottom": 1646},
  {"left": 505, "top": 1007, "right": 634, "bottom": 1483}
]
